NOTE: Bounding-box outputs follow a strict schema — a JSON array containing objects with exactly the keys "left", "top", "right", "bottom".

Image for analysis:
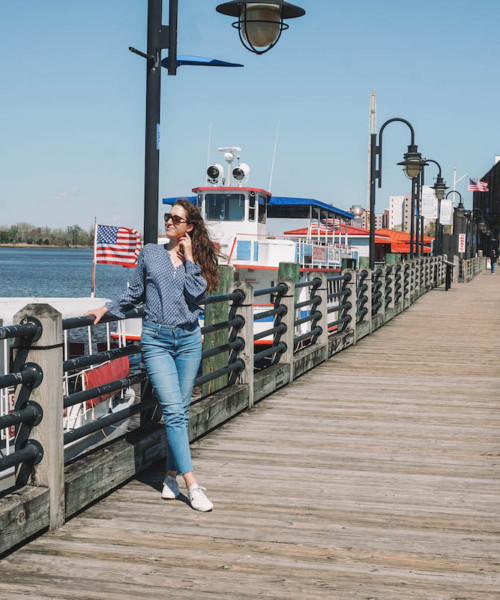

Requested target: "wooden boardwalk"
[{"left": 1, "top": 272, "right": 499, "bottom": 599}]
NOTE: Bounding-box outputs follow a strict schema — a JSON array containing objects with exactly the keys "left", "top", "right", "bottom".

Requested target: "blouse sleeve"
[
  {"left": 184, "top": 260, "right": 207, "bottom": 303},
  {"left": 105, "top": 249, "right": 146, "bottom": 318}
]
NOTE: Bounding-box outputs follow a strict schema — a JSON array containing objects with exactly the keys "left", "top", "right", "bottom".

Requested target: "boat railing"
[{"left": 0, "top": 254, "right": 486, "bottom": 555}]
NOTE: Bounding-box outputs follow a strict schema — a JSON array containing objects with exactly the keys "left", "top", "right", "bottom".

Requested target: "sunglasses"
[{"left": 164, "top": 213, "right": 190, "bottom": 225}]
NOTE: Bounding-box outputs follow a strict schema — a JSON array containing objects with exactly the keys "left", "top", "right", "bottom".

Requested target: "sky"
[{"left": 1, "top": 0, "right": 499, "bottom": 235}]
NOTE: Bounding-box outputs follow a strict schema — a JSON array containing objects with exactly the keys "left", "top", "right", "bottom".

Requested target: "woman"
[{"left": 86, "top": 200, "right": 219, "bottom": 511}]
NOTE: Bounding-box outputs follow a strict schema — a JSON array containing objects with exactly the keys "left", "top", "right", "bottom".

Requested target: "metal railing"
[
  {"left": 293, "top": 277, "right": 323, "bottom": 347},
  {"left": 253, "top": 282, "right": 288, "bottom": 368},
  {"left": 0, "top": 319, "right": 44, "bottom": 481},
  {"left": 327, "top": 273, "right": 352, "bottom": 332},
  {"left": 372, "top": 268, "right": 383, "bottom": 316},
  {"left": 356, "top": 270, "right": 369, "bottom": 324}
]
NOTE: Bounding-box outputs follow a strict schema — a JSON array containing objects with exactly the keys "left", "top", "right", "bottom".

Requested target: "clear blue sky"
[{"left": 1, "top": 0, "right": 498, "bottom": 233}]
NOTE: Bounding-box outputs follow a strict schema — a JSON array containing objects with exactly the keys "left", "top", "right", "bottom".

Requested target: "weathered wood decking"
[{"left": 1, "top": 272, "right": 499, "bottom": 599}]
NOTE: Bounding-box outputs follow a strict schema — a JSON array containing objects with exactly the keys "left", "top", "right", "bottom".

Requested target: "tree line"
[{"left": 0, "top": 223, "right": 94, "bottom": 247}]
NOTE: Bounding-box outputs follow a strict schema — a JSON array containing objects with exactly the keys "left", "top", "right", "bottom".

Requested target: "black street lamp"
[
  {"left": 369, "top": 118, "right": 426, "bottom": 268},
  {"left": 465, "top": 207, "right": 487, "bottom": 258},
  {"left": 422, "top": 158, "right": 448, "bottom": 256},
  {"left": 135, "top": 0, "right": 305, "bottom": 244},
  {"left": 216, "top": 0, "right": 306, "bottom": 55}
]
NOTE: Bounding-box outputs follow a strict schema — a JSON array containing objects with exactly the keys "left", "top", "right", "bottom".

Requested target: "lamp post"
[
  {"left": 136, "top": 0, "right": 305, "bottom": 244},
  {"left": 421, "top": 159, "right": 448, "bottom": 256},
  {"left": 465, "top": 208, "right": 485, "bottom": 258},
  {"left": 471, "top": 207, "right": 486, "bottom": 256},
  {"left": 369, "top": 118, "right": 425, "bottom": 268},
  {"left": 447, "top": 190, "right": 466, "bottom": 258}
]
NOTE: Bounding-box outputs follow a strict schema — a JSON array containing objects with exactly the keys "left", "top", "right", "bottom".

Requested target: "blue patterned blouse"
[{"left": 105, "top": 244, "right": 207, "bottom": 326}]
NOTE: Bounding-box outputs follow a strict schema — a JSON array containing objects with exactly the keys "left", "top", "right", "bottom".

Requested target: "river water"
[{"left": 0, "top": 247, "right": 132, "bottom": 299}]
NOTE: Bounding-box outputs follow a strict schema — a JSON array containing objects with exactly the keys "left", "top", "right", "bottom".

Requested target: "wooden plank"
[{"left": 0, "top": 486, "right": 49, "bottom": 554}]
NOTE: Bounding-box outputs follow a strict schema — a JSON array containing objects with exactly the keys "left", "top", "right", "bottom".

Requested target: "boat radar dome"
[
  {"left": 207, "top": 163, "right": 224, "bottom": 185},
  {"left": 233, "top": 163, "right": 250, "bottom": 185}
]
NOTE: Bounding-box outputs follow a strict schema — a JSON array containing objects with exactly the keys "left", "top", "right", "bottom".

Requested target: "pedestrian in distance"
[
  {"left": 86, "top": 199, "right": 220, "bottom": 511},
  {"left": 490, "top": 246, "right": 498, "bottom": 275}
]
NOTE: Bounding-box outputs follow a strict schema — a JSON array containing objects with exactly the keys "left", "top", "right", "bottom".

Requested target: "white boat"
[{"left": 161, "top": 148, "right": 357, "bottom": 344}]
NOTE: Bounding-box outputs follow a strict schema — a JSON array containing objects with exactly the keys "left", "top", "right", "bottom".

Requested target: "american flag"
[
  {"left": 95, "top": 225, "right": 141, "bottom": 267},
  {"left": 468, "top": 178, "right": 489, "bottom": 192}
]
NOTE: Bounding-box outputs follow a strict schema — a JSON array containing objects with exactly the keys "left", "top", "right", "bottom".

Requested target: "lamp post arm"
[
  {"left": 446, "top": 190, "right": 462, "bottom": 204},
  {"left": 377, "top": 118, "right": 416, "bottom": 188},
  {"left": 424, "top": 158, "right": 442, "bottom": 178}
]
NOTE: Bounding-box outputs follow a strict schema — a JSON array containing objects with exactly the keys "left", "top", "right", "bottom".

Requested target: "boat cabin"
[{"left": 163, "top": 188, "right": 355, "bottom": 272}]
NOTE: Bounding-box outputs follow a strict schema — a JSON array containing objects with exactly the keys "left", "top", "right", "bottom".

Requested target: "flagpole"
[
  {"left": 91, "top": 218, "right": 97, "bottom": 298},
  {"left": 269, "top": 122, "right": 280, "bottom": 192}
]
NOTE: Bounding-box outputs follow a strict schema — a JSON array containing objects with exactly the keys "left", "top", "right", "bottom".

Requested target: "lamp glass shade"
[
  {"left": 435, "top": 186, "right": 445, "bottom": 201},
  {"left": 404, "top": 159, "right": 421, "bottom": 179},
  {"left": 241, "top": 3, "right": 281, "bottom": 47}
]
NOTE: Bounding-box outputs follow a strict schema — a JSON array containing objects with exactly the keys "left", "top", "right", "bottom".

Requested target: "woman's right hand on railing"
[{"left": 85, "top": 306, "right": 109, "bottom": 325}]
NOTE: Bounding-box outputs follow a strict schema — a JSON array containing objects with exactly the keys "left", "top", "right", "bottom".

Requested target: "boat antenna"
[
  {"left": 269, "top": 122, "right": 280, "bottom": 192},
  {"left": 206, "top": 123, "right": 213, "bottom": 173},
  {"left": 218, "top": 147, "right": 241, "bottom": 187}
]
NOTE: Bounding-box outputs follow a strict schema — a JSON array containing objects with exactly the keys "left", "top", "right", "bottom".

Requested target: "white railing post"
[{"left": 13, "top": 304, "right": 65, "bottom": 531}]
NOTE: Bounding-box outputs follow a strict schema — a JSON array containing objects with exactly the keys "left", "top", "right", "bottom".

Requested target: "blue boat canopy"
[
  {"left": 163, "top": 196, "right": 196, "bottom": 205},
  {"left": 162, "top": 195, "right": 354, "bottom": 221},
  {"left": 268, "top": 197, "right": 354, "bottom": 220}
]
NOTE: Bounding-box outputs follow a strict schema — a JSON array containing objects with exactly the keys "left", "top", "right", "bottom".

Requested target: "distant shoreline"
[{"left": 0, "top": 244, "right": 91, "bottom": 249}]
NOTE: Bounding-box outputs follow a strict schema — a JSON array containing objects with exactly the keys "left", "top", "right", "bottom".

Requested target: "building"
[
  {"left": 389, "top": 195, "right": 405, "bottom": 230},
  {"left": 474, "top": 156, "right": 500, "bottom": 256},
  {"left": 402, "top": 194, "right": 412, "bottom": 233},
  {"left": 361, "top": 210, "right": 369, "bottom": 230},
  {"left": 383, "top": 209, "right": 390, "bottom": 229},
  {"left": 374, "top": 213, "right": 383, "bottom": 229}
]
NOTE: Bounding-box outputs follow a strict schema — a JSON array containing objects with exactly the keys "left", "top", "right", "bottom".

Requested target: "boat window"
[
  {"left": 258, "top": 195, "right": 267, "bottom": 224},
  {"left": 205, "top": 194, "right": 245, "bottom": 221}
]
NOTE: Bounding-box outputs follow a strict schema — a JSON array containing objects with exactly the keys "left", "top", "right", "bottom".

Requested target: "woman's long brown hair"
[{"left": 174, "top": 199, "right": 220, "bottom": 292}]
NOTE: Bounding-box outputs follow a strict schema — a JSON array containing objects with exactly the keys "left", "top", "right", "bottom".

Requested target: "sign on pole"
[
  {"left": 458, "top": 233, "right": 466, "bottom": 253},
  {"left": 421, "top": 185, "right": 438, "bottom": 219},
  {"left": 439, "top": 199, "right": 453, "bottom": 226}
]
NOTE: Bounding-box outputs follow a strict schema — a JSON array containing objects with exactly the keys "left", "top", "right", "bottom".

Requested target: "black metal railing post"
[
  {"left": 277, "top": 276, "right": 296, "bottom": 381},
  {"left": 229, "top": 280, "right": 254, "bottom": 407},
  {"left": 314, "top": 273, "right": 329, "bottom": 356},
  {"left": 342, "top": 269, "right": 357, "bottom": 341}
]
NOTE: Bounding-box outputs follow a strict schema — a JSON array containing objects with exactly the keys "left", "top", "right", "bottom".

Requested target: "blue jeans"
[
  {"left": 141, "top": 320, "right": 202, "bottom": 475},
  {"left": 492, "top": 260, "right": 496, "bottom": 274}
]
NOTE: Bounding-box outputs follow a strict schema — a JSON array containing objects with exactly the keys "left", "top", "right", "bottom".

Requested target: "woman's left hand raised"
[{"left": 178, "top": 235, "right": 194, "bottom": 263}]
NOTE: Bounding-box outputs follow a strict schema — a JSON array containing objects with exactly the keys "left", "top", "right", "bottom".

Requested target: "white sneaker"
[
  {"left": 188, "top": 484, "right": 213, "bottom": 512},
  {"left": 161, "top": 475, "right": 180, "bottom": 500}
]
